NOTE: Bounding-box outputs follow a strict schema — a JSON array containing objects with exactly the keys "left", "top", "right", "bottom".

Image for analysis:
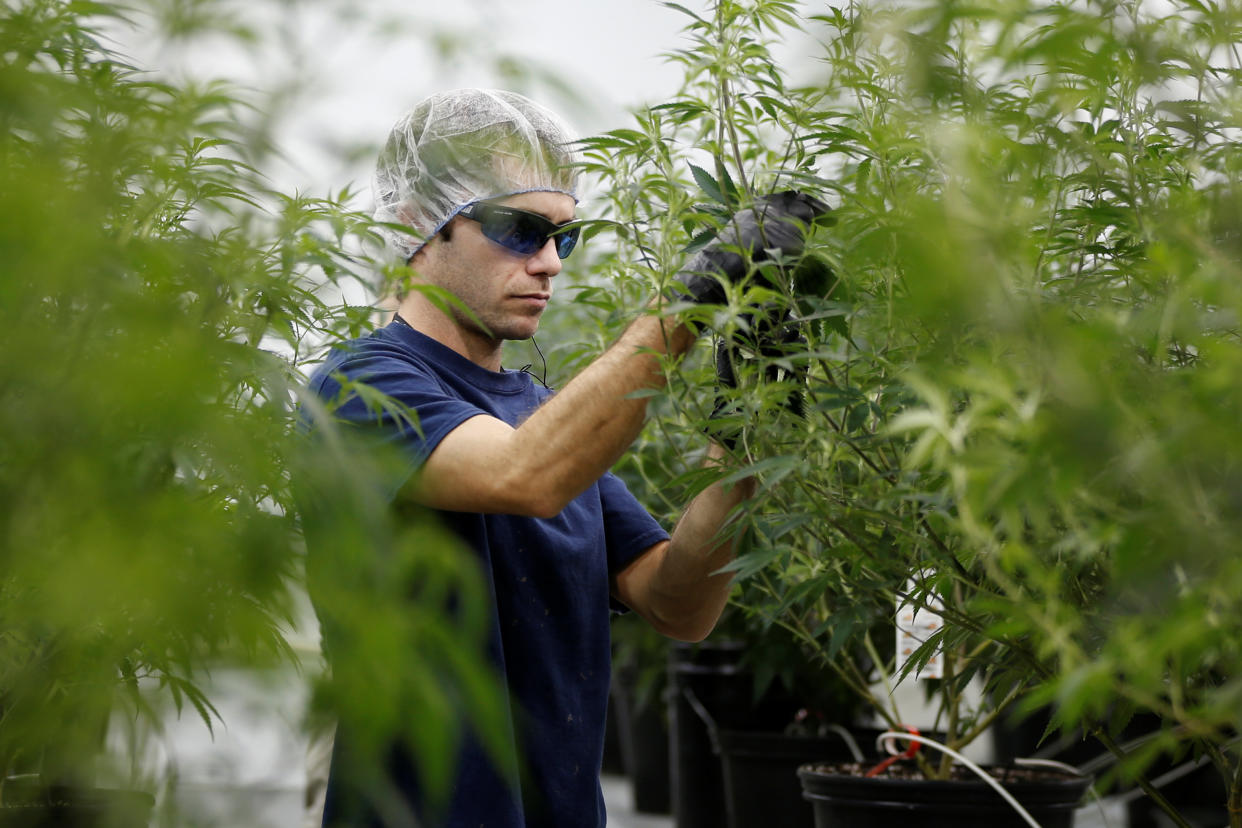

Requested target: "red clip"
[{"left": 864, "top": 726, "right": 920, "bottom": 777}]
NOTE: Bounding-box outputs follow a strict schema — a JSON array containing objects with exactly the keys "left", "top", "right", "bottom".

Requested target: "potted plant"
[
  {"left": 577, "top": 0, "right": 1242, "bottom": 825},
  {"left": 689, "top": 605, "right": 876, "bottom": 828}
]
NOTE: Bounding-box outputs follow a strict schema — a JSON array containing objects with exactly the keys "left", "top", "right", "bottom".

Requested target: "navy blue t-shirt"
[{"left": 307, "top": 320, "right": 668, "bottom": 827}]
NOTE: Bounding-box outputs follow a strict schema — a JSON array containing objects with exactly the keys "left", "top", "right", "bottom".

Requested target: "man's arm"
[
  {"left": 612, "top": 443, "right": 755, "bottom": 642},
  {"left": 402, "top": 191, "right": 826, "bottom": 518},
  {"left": 405, "top": 311, "right": 696, "bottom": 518}
]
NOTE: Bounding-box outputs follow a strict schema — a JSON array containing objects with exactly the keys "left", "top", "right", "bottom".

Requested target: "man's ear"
[{"left": 436, "top": 218, "right": 455, "bottom": 244}]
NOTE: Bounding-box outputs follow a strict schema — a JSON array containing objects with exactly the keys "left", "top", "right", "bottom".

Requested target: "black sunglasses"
[{"left": 458, "top": 202, "right": 580, "bottom": 259}]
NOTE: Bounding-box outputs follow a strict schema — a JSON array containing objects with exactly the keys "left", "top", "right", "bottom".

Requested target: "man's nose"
[{"left": 527, "top": 238, "right": 563, "bottom": 276}]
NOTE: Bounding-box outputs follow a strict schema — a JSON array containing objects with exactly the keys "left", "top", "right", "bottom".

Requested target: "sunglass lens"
[
  {"left": 554, "top": 227, "right": 580, "bottom": 258},
  {"left": 471, "top": 204, "right": 579, "bottom": 259},
  {"left": 486, "top": 213, "right": 544, "bottom": 256}
]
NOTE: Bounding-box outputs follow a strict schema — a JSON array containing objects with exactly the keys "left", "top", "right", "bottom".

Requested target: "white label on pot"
[{"left": 896, "top": 573, "right": 943, "bottom": 679}]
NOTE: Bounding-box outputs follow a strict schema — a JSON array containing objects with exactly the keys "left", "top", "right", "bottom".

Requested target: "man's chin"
[
  {"left": 500, "top": 325, "right": 540, "bottom": 342},
  {"left": 501, "top": 317, "right": 542, "bottom": 342}
]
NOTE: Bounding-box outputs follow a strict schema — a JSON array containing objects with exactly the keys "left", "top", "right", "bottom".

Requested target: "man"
[{"left": 307, "top": 88, "right": 825, "bottom": 827}]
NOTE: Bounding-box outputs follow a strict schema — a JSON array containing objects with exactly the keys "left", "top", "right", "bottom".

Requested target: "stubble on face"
[
  {"left": 437, "top": 242, "right": 546, "bottom": 344},
  {"left": 424, "top": 192, "right": 574, "bottom": 350}
]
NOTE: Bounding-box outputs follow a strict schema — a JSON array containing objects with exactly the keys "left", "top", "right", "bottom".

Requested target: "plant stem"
[
  {"left": 938, "top": 635, "right": 960, "bottom": 778},
  {"left": 1228, "top": 749, "right": 1242, "bottom": 828},
  {"left": 1093, "top": 729, "right": 1195, "bottom": 828},
  {"left": 713, "top": 1, "right": 753, "bottom": 201},
  {"left": 957, "top": 682, "right": 1021, "bottom": 749},
  {"left": 742, "top": 587, "right": 888, "bottom": 723}
]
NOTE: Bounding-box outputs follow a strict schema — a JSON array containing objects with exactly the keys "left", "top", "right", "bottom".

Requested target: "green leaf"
[
  {"left": 661, "top": 2, "right": 706, "bottom": 22},
  {"left": 720, "top": 455, "right": 804, "bottom": 486},
  {"left": 720, "top": 545, "right": 786, "bottom": 580},
  {"left": 689, "top": 163, "right": 729, "bottom": 206}
]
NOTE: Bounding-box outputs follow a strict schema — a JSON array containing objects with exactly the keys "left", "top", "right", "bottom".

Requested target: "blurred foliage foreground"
[
  {"left": 5, "top": 0, "right": 1242, "bottom": 825},
  {"left": 0, "top": 0, "right": 503, "bottom": 817}
]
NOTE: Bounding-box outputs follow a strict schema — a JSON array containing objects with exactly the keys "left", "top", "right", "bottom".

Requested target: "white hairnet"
[{"left": 372, "top": 88, "right": 582, "bottom": 261}]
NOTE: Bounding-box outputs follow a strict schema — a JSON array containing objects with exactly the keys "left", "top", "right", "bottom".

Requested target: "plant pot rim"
[
  {"left": 797, "top": 762, "right": 1094, "bottom": 824},
  {"left": 798, "top": 761, "right": 1093, "bottom": 806}
]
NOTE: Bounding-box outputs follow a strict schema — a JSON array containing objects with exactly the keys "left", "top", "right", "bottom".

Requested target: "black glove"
[
  {"left": 706, "top": 337, "right": 744, "bottom": 451},
  {"left": 707, "top": 312, "right": 807, "bottom": 450},
  {"left": 678, "top": 190, "right": 831, "bottom": 306}
]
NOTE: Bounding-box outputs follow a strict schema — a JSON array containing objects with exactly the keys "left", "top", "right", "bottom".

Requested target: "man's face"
[{"left": 422, "top": 191, "right": 576, "bottom": 345}]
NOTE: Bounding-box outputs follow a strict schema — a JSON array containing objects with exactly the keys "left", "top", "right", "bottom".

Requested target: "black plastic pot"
[
  {"left": 718, "top": 728, "right": 881, "bottom": 828},
  {"left": 602, "top": 689, "right": 626, "bottom": 776},
  {"left": 668, "top": 641, "right": 802, "bottom": 828},
  {"left": 798, "top": 764, "right": 1092, "bottom": 828},
  {"left": 612, "top": 667, "right": 672, "bottom": 814}
]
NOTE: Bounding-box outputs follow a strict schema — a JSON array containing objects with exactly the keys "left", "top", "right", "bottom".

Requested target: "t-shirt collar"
[{"left": 385, "top": 317, "right": 532, "bottom": 394}]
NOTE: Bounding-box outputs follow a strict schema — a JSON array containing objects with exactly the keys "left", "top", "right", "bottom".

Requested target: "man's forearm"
[
  {"left": 512, "top": 311, "right": 696, "bottom": 515},
  {"left": 630, "top": 446, "right": 756, "bottom": 641}
]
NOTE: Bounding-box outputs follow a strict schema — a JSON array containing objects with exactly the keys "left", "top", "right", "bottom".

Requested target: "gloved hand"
[
  {"left": 707, "top": 312, "right": 807, "bottom": 451},
  {"left": 678, "top": 190, "right": 831, "bottom": 306}
]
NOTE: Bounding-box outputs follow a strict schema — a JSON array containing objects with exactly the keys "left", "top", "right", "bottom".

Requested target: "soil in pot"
[{"left": 798, "top": 761, "right": 1092, "bottom": 828}]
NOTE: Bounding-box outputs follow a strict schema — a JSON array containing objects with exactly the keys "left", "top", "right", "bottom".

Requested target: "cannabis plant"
[{"left": 576, "top": 0, "right": 1242, "bottom": 824}]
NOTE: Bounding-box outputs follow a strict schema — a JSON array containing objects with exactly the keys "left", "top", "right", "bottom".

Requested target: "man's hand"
[{"left": 678, "top": 190, "right": 831, "bottom": 306}]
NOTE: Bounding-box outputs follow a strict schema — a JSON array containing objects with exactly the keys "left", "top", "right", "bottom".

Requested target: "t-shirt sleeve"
[
  {"left": 310, "top": 350, "right": 485, "bottom": 497},
  {"left": 598, "top": 470, "right": 669, "bottom": 578}
]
